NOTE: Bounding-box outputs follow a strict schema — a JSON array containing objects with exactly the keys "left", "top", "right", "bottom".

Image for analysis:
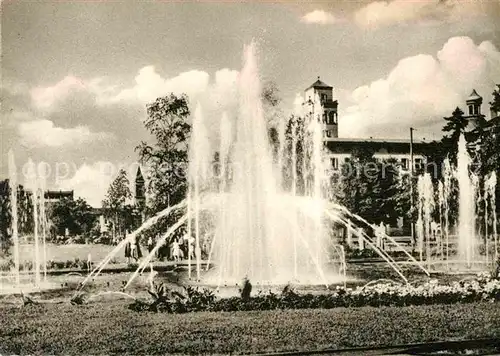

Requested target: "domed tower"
[
  {"left": 304, "top": 77, "right": 339, "bottom": 139},
  {"left": 464, "top": 89, "right": 483, "bottom": 132}
]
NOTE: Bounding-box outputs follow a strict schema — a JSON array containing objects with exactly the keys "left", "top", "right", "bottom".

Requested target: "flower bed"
[{"left": 128, "top": 272, "right": 500, "bottom": 313}]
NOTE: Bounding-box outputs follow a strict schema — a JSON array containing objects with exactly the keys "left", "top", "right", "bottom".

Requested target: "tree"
[
  {"left": 0, "top": 181, "right": 34, "bottom": 254},
  {"left": 47, "top": 197, "right": 96, "bottom": 240},
  {"left": 490, "top": 84, "right": 500, "bottom": 114},
  {"left": 441, "top": 107, "right": 467, "bottom": 164},
  {"left": 262, "top": 81, "right": 284, "bottom": 157},
  {"left": 102, "top": 169, "right": 132, "bottom": 239},
  {"left": 333, "top": 148, "right": 401, "bottom": 225},
  {"left": 135, "top": 94, "right": 191, "bottom": 243},
  {"left": 0, "top": 180, "right": 12, "bottom": 253}
]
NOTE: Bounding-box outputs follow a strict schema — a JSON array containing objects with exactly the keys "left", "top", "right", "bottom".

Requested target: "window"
[
  {"left": 474, "top": 105, "right": 479, "bottom": 115},
  {"left": 344, "top": 157, "right": 351, "bottom": 163},
  {"left": 326, "top": 130, "right": 332, "bottom": 138},
  {"left": 469, "top": 105, "right": 474, "bottom": 115},
  {"left": 415, "top": 158, "right": 423, "bottom": 171},
  {"left": 322, "top": 113, "right": 327, "bottom": 123},
  {"left": 327, "top": 111, "right": 337, "bottom": 125},
  {"left": 401, "top": 158, "right": 409, "bottom": 171},
  {"left": 330, "top": 157, "right": 339, "bottom": 170},
  {"left": 321, "top": 94, "right": 327, "bottom": 102}
]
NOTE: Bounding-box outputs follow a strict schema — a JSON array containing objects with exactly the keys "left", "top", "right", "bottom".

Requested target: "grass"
[
  {"left": 1, "top": 301, "right": 499, "bottom": 354},
  {"left": 1, "top": 243, "right": 125, "bottom": 264}
]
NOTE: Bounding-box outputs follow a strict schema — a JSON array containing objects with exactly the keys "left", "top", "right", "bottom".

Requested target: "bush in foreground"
[{"left": 128, "top": 272, "right": 500, "bottom": 314}]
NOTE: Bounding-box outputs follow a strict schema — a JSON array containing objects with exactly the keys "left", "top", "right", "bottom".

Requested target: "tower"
[
  {"left": 464, "top": 89, "right": 483, "bottom": 132},
  {"left": 304, "top": 77, "right": 339, "bottom": 139},
  {"left": 134, "top": 166, "right": 146, "bottom": 207}
]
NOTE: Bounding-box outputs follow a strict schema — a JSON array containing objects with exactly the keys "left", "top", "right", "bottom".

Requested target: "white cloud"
[
  {"left": 31, "top": 76, "right": 87, "bottom": 110},
  {"left": 301, "top": 10, "right": 337, "bottom": 25},
  {"left": 57, "top": 162, "right": 116, "bottom": 207},
  {"left": 354, "top": 0, "right": 439, "bottom": 28},
  {"left": 110, "top": 66, "right": 211, "bottom": 104},
  {"left": 340, "top": 36, "right": 500, "bottom": 139},
  {"left": 56, "top": 161, "right": 145, "bottom": 207},
  {"left": 18, "top": 119, "right": 114, "bottom": 148}
]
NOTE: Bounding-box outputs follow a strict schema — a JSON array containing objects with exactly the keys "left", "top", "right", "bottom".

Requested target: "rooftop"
[
  {"left": 327, "top": 137, "right": 428, "bottom": 144},
  {"left": 467, "top": 89, "right": 482, "bottom": 102},
  {"left": 306, "top": 76, "right": 333, "bottom": 91}
]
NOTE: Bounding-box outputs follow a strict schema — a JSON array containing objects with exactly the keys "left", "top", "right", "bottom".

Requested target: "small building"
[{"left": 44, "top": 190, "right": 74, "bottom": 203}]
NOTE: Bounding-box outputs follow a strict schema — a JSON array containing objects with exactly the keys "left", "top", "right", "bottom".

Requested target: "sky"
[{"left": 2, "top": 0, "right": 500, "bottom": 207}]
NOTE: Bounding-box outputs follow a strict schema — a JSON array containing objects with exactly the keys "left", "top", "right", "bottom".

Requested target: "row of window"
[
  {"left": 329, "top": 157, "right": 424, "bottom": 171},
  {"left": 323, "top": 111, "right": 338, "bottom": 125},
  {"left": 468, "top": 104, "right": 480, "bottom": 116}
]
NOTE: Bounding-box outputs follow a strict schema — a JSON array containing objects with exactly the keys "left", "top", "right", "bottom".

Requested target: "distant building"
[
  {"left": 44, "top": 190, "right": 74, "bottom": 203},
  {"left": 304, "top": 77, "right": 339, "bottom": 139},
  {"left": 464, "top": 89, "right": 484, "bottom": 132},
  {"left": 134, "top": 166, "right": 146, "bottom": 207},
  {"left": 303, "top": 77, "right": 427, "bottom": 172}
]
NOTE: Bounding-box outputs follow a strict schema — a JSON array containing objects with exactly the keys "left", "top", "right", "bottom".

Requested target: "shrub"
[{"left": 129, "top": 272, "right": 500, "bottom": 314}]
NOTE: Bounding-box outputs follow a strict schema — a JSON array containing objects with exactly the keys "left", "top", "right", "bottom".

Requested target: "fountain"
[
  {"left": 1, "top": 152, "right": 53, "bottom": 295},
  {"left": 74, "top": 41, "right": 429, "bottom": 296},
  {"left": 416, "top": 134, "right": 498, "bottom": 272}
]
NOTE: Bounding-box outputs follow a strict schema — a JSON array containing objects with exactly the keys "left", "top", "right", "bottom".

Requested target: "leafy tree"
[
  {"left": 47, "top": 197, "right": 96, "bottom": 239},
  {"left": 102, "top": 169, "right": 132, "bottom": 239},
  {"left": 0, "top": 181, "right": 34, "bottom": 254},
  {"left": 262, "top": 81, "right": 284, "bottom": 158},
  {"left": 333, "top": 148, "right": 401, "bottom": 225},
  {"left": 490, "top": 84, "right": 500, "bottom": 114},
  {"left": 441, "top": 107, "right": 467, "bottom": 164},
  {"left": 135, "top": 94, "right": 191, "bottom": 244},
  {"left": 136, "top": 94, "right": 190, "bottom": 214},
  {"left": 0, "top": 180, "right": 12, "bottom": 253}
]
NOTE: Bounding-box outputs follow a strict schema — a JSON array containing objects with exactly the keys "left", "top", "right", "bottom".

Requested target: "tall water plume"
[
  {"left": 7, "top": 150, "right": 20, "bottom": 288},
  {"left": 456, "top": 134, "right": 477, "bottom": 266}
]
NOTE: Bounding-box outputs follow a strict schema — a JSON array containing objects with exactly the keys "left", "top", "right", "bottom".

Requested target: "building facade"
[{"left": 303, "top": 78, "right": 427, "bottom": 172}]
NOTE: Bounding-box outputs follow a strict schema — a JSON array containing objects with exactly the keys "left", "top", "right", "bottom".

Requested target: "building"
[
  {"left": 304, "top": 77, "right": 339, "bottom": 139},
  {"left": 134, "top": 166, "right": 146, "bottom": 207},
  {"left": 44, "top": 190, "right": 74, "bottom": 203},
  {"left": 303, "top": 77, "right": 428, "bottom": 172}
]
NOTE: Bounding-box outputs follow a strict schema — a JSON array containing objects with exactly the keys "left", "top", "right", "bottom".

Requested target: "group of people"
[
  {"left": 124, "top": 231, "right": 143, "bottom": 263},
  {"left": 123, "top": 231, "right": 198, "bottom": 263}
]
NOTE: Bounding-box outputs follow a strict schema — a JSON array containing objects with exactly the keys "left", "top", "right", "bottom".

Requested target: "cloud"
[
  {"left": 18, "top": 119, "right": 114, "bottom": 148},
  {"left": 57, "top": 162, "right": 116, "bottom": 207},
  {"left": 301, "top": 10, "right": 337, "bottom": 25},
  {"left": 353, "top": 0, "right": 498, "bottom": 29},
  {"left": 354, "top": 0, "right": 441, "bottom": 28},
  {"left": 340, "top": 36, "right": 500, "bottom": 139},
  {"left": 109, "top": 67, "right": 211, "bottom": 105},
  {"left": 31, "top": 76, "right": 87, "bottom": 110}
]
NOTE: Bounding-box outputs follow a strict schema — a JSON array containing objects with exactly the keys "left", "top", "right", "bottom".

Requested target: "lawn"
[
  {"left": 1, "top": 301, "right": 499, "bottom": 354},
  {"left": 6, "top": 243, "right": 125, "bottom": 264}
]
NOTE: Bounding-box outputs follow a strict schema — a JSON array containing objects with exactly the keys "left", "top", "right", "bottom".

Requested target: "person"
[
  {"left": 131, "top": 234, "right": 143, "bottom": 262},
  {"left": 172, "top": 239, "right": 180, "bottom": 262},
  {"left": 147, "top": 235, "right": 154, "bottom": 253},
  {"left": 188, "top": 236, "right": 195, "bottom": 260},
  {"left": 124, "top": 233, "right": 132, "bottom": 263}
]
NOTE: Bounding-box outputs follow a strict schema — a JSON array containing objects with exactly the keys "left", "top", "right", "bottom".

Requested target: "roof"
[
  {"left": 135, "top": 166, "right": 145, "bottom": 182},
  {"left": 44, "top": 190, "right": 74, "bottom": 199},
  {"left": 306, "top": 77, "right": 333, "bottom": 91},
  {"left": 327, "top": 137, "right": 427, "bottom": 144},
  {"left": 466, "top": 89, "right": 482, "bottom": 102}
]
